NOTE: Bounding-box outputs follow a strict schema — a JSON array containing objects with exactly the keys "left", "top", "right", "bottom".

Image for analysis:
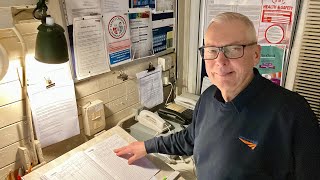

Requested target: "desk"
[{"left": 23, "top": 126, "right": 182, "bottom": 180}]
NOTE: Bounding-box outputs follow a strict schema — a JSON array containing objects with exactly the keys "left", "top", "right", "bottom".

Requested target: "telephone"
[
  {"left": 174, "top": 92, "right": 199, "bottom": 110},
  {"left": 158, "top": 103, "right": 193, "bottom": 125},
  {"left": 136, "top": 110, "right": 170, "bottom": 133}
]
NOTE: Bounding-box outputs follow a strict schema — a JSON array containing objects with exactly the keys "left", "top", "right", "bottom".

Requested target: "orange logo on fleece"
[{"left": 239, "top": 137, "right": 257, "bottom": 150}]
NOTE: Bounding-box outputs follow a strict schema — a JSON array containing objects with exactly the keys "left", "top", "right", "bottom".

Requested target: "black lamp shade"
[{"left": 35, "top": 22, "right": 69, "bottom": 64}]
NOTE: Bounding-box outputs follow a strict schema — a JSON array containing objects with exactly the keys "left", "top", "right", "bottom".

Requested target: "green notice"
[{"left": 256, "top": 45, "right": 286, "bottom": 86}]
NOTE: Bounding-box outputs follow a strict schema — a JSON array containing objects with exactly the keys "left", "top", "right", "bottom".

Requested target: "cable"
[
  {"left": 165, "top": 82, "right": 174, "bottom": 105},
  {"left": 164, "top": 122, "right": 172, "bottom": 134}
]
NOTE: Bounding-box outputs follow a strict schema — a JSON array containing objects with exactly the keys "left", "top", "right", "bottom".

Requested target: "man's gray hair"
[{"left": 207, "top": 12, "right": 257, "bottom": 41}]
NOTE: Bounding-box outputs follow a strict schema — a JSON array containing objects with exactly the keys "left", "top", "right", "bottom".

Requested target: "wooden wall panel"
[
  {"left": 0, "top": 121, "right": 29, "bottom": 148},
  {"left": 41, "top": 130, "right": 87, "bottom": 162},
  {"left": 105, "top": 91, "right": 139, "bottom": 117},
  {"left": 0, "top": 100, "right": 25, "bottom": 128},
  {"left": 108, "top": 83, "right": 128, "bottom": 101},
  {"left": 0, "top": 36, "right": 22, "bottom": 60},
  {"left": 0, "top": 80, "right": 23, "bottom": 107},
  {"left": 125, "top": 79, "right": 139, "bottom": 94},
  {"left": 74, "top": 72, "right": 121, "bottom": 98},
  {"left": 0, "top": 139, "right": 28, "bottom": 168},
  {"left": 0, "top": 0, "right": 37, "bottom": 7},
  {"left": 105, "top": 103, "right": 140, "bottom": 129},
  {"left": 0, "top": 64, "right": 21, "bottom": 84}
]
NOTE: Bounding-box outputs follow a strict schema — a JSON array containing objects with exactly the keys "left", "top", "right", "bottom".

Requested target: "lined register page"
[
  {"left": 40, "top": 134, "right": 159, "bottom": 180},
  {"left": 40, "top": 151, "right": 114, "bottom": 179},
  {"left": 85, "top": 134, "right": 159, "bottom": 180}
]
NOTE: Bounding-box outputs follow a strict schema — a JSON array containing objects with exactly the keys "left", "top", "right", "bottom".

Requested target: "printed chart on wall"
[
  {"left": 130, "top": 0, "right": 156, "bottom": 9},
  {"left": 129, "top": 9, "right": 153, "bottom": 59},
  {"left": 256, "top": 45, "right": 286, "bottom": 86},
  {"left": 152, "top": 17, "right": 174, "bottom": 53},
  {"left": 204, "top": 0, "right": 262, "bottom": 34},
  {"left": 103, "top": 12, "right": 132, "bottom": 67}
]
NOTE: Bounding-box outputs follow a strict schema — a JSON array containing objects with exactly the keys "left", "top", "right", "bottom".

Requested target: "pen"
[
  {"left": 17, "top": 168, "right": 23, "bottom": 180},
  {"left": 27, "top": 162, "right": 33, "bottom": 174}
]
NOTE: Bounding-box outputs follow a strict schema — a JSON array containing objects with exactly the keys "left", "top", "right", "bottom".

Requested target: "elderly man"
[{"left": 115, "top": 12, "right": 320, "bottom": 179}]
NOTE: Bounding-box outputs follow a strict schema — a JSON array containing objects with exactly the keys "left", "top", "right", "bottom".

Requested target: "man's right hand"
[{"left": 114, "top": 141, "right": 147, "bottom": 164}]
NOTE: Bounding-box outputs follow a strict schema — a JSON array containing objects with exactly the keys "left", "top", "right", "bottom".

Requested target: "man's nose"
[{"left": 215, "top": 51, "right": 228, "bottom": 65}]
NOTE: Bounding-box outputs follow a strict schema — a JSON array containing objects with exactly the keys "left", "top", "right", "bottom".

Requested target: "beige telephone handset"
[{"left": 136, "top": 110, "right": 170, "bottom": 133}]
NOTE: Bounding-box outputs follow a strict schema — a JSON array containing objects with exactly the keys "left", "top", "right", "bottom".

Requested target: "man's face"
[{"left": 204, "top": 20, "right": 261, "bottom": 94}]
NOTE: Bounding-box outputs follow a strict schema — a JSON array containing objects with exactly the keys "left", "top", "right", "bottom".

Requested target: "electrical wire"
[{"left": 165, "top": 82, "right": 174, "bottom": 105}]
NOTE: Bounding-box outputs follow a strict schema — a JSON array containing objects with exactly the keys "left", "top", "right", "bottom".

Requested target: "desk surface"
[{"left": 23, "top": 126, "right": 181, "bottom": 180}]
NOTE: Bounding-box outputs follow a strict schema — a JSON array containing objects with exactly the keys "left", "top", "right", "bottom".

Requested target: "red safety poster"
[{"left": 258, "top": 0, "right": 297, "bottom": 45}]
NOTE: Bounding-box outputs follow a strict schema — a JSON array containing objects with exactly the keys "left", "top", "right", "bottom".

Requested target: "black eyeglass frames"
[{"left": 198, "top": 42, "right": 257, "bottom": 60}]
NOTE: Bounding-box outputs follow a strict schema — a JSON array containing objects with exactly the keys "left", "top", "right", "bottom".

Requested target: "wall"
[{"left": 0, "top": 3, "right": 177, "bottom": 179}]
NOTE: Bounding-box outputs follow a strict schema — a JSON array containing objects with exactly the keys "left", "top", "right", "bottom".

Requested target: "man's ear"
[{"left": 253, "top": 45, "right": 261, "bottom": 66}]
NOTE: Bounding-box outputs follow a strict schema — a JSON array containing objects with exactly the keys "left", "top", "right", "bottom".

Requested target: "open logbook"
[{"left": 40, "top": 134, "right": 159, "bottom": 180}]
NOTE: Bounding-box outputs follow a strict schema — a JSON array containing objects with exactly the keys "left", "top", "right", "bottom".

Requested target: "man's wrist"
[{"left": 144, "top": 138, "right": 158, "bottom": 153}]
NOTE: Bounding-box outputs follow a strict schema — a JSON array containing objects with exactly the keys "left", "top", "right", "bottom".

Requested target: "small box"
[{"left": 82, "top": 100, "right": 106, "bottom": 136}]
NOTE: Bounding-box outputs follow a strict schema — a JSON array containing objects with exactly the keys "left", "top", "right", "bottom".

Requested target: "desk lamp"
[{"left": 33, "top": 0, "right": 68, "bottom": 64}]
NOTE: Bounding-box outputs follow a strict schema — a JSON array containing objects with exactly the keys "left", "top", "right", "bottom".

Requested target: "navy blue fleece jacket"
[{"left": 145, "top": 68, "right": 320, "bottom": 180}]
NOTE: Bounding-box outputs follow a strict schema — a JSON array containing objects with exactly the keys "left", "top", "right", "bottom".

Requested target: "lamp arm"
[
  {"left": 33, "top": 0, "right": 48, "bottom": 23},
  {"left": 12, "top": 26, "right": 39, "bottom": 166}
]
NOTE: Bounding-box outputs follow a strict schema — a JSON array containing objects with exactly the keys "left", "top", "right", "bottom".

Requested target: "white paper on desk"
[
  {"left": 129, "top": 8, "right": 153, "bottom": 59},
  {"left": 27, "top": 67, "right": 80, "bottom": 148},
  {"left": 85, "top": 134, "right": 159, "bottom": 180},
  {"left": 136, "top": 65, "right": 163, "bottom": 108},
  {"left": 73, "top": 16, "right": 110, "bottom": 80},
  {"left": 64, "top": 0, "right": 101, "bottom": 25}
]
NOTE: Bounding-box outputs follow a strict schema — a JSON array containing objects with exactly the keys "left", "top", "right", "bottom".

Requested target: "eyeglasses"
[{"left": 198, "top": 42, "right": 257, "bottom": 60}]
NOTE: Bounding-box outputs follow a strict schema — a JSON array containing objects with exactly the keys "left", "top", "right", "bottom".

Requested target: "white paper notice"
[
  {"left": 103, "top": 12, "right": 132, "bottom": 67},
  {"left": 129, "top": 9, "right": 153, "bottom": 59},
  {"left": 73, "top": 16, "right": 110, "bottom": 80},
  {"left": 101, "top": 0, "right": 129, "bottom": 14},
  {"left": 204, "top": 0, "right": 261, "bottom": 33},
  {"left": 156, "top": 0, "right": 174, "bottom": 12},
  {"left": 27, "top": 67, "right": 80, "bottom": 148},
  {"left": 136, "top": 65, "right": 163, "bottom": 108},
  {"left": 64, "top": 0, "right": 101, "bottom": 25}
]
